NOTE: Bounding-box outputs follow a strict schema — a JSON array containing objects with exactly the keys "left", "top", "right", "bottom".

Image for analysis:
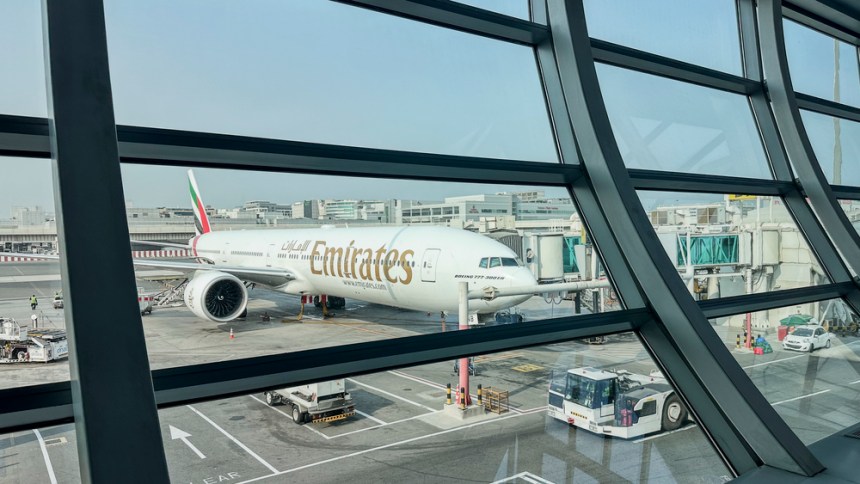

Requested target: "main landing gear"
[{"left": 298, "top": 295, "right": 346, "bottom": 320}]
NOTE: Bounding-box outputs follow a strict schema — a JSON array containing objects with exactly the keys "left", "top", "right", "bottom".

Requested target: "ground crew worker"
[{"left": 30, "top": 295, "right": 38, "bottom": 310}]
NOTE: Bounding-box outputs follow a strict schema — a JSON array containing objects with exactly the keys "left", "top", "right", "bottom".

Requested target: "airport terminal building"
[{"left": 2, "top": 1, "right": 860, "bottom": 482}]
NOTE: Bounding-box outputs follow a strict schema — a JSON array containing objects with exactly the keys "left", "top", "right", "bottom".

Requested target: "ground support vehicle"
[
  {"left": 0, "top": 317, "right": 68, "bottom": 363},
  {"left": 264, "top": 379, "right": 355, "bottom": 425},
  {"left": 547, "top": 367, "right": 688, "bottom": 439}
]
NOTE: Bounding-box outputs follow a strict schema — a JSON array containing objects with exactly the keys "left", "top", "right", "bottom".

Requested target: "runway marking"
[
  {"left": 347, "top": 378, "right": 437, "bottom": 411},
  {"left": 33, "top": 429, "right": 58, "bottom": 484},
  {"left": 248, "top": 395, "right": 332, "bottom": 440},
  {"left": 850, "top": 379, "right": 860, "bottom": 385},
  {"left": 235, "top": 407, "right": 545, "bottom": 483},
  {"left": 632, "top": 424, "right": 697, "bottom": 443},
  {"left": 743, "top": 354, "right": 805, "bottom": 369},
  {"left": 345, "top": 304, "right": 367, "bottom": 311},
  {"left": 355, "top": 410, "right": 386, "bottom": 425},
  {"left": 188, "top": 404, "right": 279, "bottom": 473},
  {"left": 771, "top": 389, "right": 831, "bottom": 406},
  {"left": 492, "top": 471, "right": 556, "bottom": 484}
]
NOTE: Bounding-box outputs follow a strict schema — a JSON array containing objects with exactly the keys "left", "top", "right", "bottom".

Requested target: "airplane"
[{"left": 99, "top": 170, "right": 539, "bottom": 323}]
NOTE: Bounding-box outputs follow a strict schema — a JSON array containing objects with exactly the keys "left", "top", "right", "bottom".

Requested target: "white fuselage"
[{"left": 191, "top": 226, "right": 536, "bottom": 314}]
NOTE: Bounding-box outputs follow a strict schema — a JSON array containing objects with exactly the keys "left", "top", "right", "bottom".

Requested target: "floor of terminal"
[{"left": 734, "top": 421, "right": 860, "bottom": 483}]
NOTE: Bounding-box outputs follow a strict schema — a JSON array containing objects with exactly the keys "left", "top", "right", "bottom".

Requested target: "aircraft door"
[{"left": 421, "top": 249, "right": 441, "bottom": 282}]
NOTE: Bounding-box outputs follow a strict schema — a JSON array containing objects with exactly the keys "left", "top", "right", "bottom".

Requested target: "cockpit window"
[
  {"left": 489, "top": 257, "right": 502, "bottom": 268},
  {"left": 501, "top": 257, "right": 519, "bottom": 267},
  {"left": 479, "top": 257, "right": 489, "bottom": 268}
]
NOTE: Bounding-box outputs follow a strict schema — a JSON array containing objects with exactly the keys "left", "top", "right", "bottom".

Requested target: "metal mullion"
[
  {"left": 742, "top": 0, "right": 860, "bottom": 339},
  {"left": 545, "top": 0, "right": 821, "bottom": 475},
  {"left": 783, "top": 2, "right": 860, "bottom": 46},
  {"left": 795, "top": 92, "right": 860, "bottom": 123},
  {"left": 41, "top": 0, "right": 169, "bottom": 481},
  {"left": 590, "top": 39, "right": 761, "bottom": 95},
  {"left": 831, "top": 184, "right": 860, "bottom": 200},
  {"left": 0, "top": 308, "right": 648, "bottom": 434},
  {"left": 0, "top": 114, "right": 50, "bottom": 158},
  {"left": 531, "top": 0, "right": 646, "bottom": 310},
  {"left": 629, "top": 169, "right": 790, "bottom": 196},
  {"left": 334, "top": 0, "right": 548, "bottom": 46},
  {"left": 759, "top": 0, "right": 860, "bottom": 285},
  {"left": 118, "top": 131, "right": 577, "bottom": 187},
  {"left": 699, "top": 282, "right": 854, "bottom": 319}
]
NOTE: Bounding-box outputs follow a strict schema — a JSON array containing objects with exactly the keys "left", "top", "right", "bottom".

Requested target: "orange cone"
[{"left": 230, "top": 328, "right": 234, "bottom": 340}]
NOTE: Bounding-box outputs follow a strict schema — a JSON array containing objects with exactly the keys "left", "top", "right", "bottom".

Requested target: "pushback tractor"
[{"left": 547, "top": 367, "right": 688, "bottom": 439}]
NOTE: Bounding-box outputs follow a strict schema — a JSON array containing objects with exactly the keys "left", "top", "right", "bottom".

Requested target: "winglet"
[{"left": 188, "top": 169, "right": 212, "bottom": 236}]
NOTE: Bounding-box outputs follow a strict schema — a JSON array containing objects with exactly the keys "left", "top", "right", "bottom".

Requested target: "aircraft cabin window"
[
  {"left": 489, "top": 257, "right": 502, "bottom": 268},
  {"left": 479, "top": 258, "right": 489, "bottom": 268}
]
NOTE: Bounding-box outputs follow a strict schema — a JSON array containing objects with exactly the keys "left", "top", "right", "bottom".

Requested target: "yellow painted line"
[
  {"left": 511, "top": 363, "right": 544, "bottom": 373},
  {"left": 475, "top": 352, "right": 526, "bottom": 363}
]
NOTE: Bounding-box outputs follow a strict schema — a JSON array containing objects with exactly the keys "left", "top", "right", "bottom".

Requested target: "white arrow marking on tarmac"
[{"left": 169, "top": 425, "right": 206, "bottom": 459}]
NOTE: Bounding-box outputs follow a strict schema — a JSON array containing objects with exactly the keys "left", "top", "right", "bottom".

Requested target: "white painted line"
[
  {"left": 355, "top": 410, "right": 386, "bottom": 425},
  {"left": 491, "top": 471, "right": 556, "bottom": 484},
  {"left": 187, "top": 405, "right": 279, "bottom": 473},
  {"left": 33, "top": 429, "right": 58, "bottom": 484},
  {"left": 771, "top": 389, "right": 831, "bottom": 406},
  {"left": 236, "top": 406, "right": 544, "bottom": 483},
  {"left": 743, "top": 354, "right": 805, "bottom": 369},
  {"left": 248, "top": 395, "right": 331, "bottom": 441},
  {"left": 330, "top": 410, "right": 444, "bottom": 439},
  {"left": 632, "top": 424, "right": 697, "bottom": 443},
  {"left": 850, "top": 380, "right": 860, "bottom": 385},
  {"left": 388, "top": 370, "right": 444, "bottom": 389},
  {"left": 347, "top": 378, "right": 437, "bottom": 411}
]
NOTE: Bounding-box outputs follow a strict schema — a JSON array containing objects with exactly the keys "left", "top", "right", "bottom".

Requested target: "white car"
[{"left": 782, "top": 325, "right": 834, "bottom": 352}]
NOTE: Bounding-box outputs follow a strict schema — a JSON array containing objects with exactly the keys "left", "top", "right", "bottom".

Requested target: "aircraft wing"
[
  {"left": 132, "top": 259, "right": 295, "bottom": 287},
  {"left": 1, "top": 253, "right": 295, "bottom": 287}
]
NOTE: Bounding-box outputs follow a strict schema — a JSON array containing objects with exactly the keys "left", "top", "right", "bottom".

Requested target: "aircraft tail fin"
[{"left": 188, "top": 169, "right": 212, "bottom": 236}]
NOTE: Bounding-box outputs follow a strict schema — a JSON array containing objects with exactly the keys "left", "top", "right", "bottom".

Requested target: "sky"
[{"left": 0, "top": 0, "right": 856, "bottom": 217}]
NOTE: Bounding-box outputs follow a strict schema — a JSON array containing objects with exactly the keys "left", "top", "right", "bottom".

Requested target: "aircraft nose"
[{"left": 510, "top": 267, "right": 538, "bottom": 288}]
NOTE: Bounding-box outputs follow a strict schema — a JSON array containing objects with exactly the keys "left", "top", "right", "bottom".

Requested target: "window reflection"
[
  {"left": 598, "top": 64, "right": 772, "bottom": 178},
  {"left": 784, "top": 19, "right": 860, "bottom": 108},
  {"left": 585, "top": 0, "right": 742, "bottom": 75}
]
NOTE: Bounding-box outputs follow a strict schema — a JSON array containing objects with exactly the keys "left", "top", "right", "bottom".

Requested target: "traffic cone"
[{"left": 230, "top": 328, "right": 234, "bottom": 340}]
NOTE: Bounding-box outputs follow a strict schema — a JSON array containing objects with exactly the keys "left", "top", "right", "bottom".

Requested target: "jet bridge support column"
[{"left": 458, "top": 282, "right": 471, "bottom": 405}]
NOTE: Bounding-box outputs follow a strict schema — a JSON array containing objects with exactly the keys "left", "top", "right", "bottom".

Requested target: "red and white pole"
[{"left": 458, "top": 282, "right": 471, "bottom": 406}]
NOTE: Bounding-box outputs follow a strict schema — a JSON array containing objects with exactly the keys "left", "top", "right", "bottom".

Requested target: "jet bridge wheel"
[{"left": 661, "top": 394, "right": 687, "bottom": 431}]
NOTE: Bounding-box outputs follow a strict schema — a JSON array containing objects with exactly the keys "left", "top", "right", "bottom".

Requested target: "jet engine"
[{"left": 184, "top": 271, "right": 248, "bottom": 322}]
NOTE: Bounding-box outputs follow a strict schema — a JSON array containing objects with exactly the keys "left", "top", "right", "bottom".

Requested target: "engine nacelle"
[{"left": 184, "top": 271, "right": 248, "bottom": 322}]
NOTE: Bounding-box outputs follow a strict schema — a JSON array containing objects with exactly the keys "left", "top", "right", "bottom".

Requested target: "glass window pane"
[
  {"left": 800, "top": 110, "right": 860, "bottom": 186},
  {"left": 104, "top": 1, "right": 557, "bottom": 162},
  {"left": 784, "top": 19, "right": 860, "bottom": 108},
  {"left": 159, "top": 336, "right": 730, "bottom": 482},
  {"left": 710, "top": 298, "right": 860, "bottom": 445},
  {"left": 638, "top": 191, "right": 830, "bottom": 300},
  {"left": 584, "top": 0, "right": 742, "bottom": 75},
  {"left": 118, "top": 165, "right": 621, "bottom": 370},
  {"left": 598, "top": 64, "right": 772, "bottom": 179},
  {"left": 0, "top": 157, "right": 68, "bottom": 390},
  {"left": 0, "top": 0, "right": 47, "bottom": 117},
  {"left": 0, "top": 423, "right": 78, "bottom": 482}
]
